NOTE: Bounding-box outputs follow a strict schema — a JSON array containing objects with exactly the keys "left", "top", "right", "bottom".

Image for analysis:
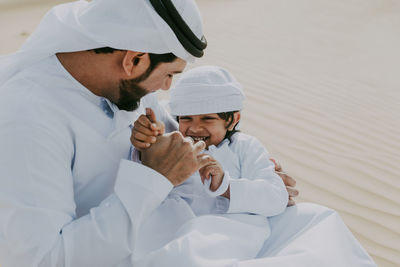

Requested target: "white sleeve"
[
  {"left": 224, "top": 135, "right": 288, "bottom": 217},
  {"left": 0, "top": 111, "right": 172, "bottom": 267}
]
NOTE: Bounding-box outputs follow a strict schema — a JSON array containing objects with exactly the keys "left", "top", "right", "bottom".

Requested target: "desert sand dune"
[{"left": 1, "top": 0, "right": 399, "bottom": 266}]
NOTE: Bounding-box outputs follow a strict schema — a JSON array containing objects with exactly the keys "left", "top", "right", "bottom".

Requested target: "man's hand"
[
  {"left": 130, "top": 108, "right": 165, "bottom": 150},
  {"left": 141, "top": 131, "right": 211, "bottom": 186},
  {"left": 270, "top": 158, "right": 299, "bottom": 206}
]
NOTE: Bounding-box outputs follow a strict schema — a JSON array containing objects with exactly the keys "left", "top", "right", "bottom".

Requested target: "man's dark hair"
[
  {"left": 176, "top": 111, "right": 240, "bottom": 142},
  {"left": 92, "top": 47, "right": 177, "bottom": 73}
]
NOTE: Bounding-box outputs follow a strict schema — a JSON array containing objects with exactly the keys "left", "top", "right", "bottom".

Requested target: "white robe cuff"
[
  {"left": 203, "top": 171, "right": 231, "bottom": 197},
  {"left": 114, "top": 159, "right": 173, "bottom": 224}
]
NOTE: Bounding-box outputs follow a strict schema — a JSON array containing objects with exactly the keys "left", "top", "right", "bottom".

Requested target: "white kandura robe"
[
  {"left": 0, "top": 55, "right": 376, "bottom": 266},
  {"left": 0, "top": 55, "right": 172, "bottom": 266}
]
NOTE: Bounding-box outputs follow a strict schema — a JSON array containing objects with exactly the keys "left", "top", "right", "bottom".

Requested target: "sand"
[{"left": 1, "top": 0, "right": 399, "bottom": 266}]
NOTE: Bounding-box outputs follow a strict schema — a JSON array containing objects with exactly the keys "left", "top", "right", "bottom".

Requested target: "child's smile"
[
  {"left": 188, "top": 136, "right": 209, "bottom": 142},
  {"left": 178, "top": 113, "right": 229, "bottom": 148}
]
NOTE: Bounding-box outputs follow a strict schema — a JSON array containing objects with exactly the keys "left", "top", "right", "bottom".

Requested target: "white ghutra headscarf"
[{"left": 0, "top": 0, "right": 204, "bottom": 86}]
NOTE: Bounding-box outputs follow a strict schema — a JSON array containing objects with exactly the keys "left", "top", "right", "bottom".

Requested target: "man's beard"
[{"left": 116, "top": 66, "right": 153, "bottom": 111}]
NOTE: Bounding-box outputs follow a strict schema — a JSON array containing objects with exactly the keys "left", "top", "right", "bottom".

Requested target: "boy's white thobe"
[{"left": 173, "top": 133, "right": 288, "bottom": 217}]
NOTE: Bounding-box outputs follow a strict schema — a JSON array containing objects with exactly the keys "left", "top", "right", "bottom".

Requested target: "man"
[
  {"left": 0, "top": 0, "right": 212, "bottom": 266},
  {"left": 0, "top": 0, "right": 375, "bottom": 266}
]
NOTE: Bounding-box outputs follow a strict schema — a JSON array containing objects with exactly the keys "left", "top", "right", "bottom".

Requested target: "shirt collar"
[{"left": 100, "top": 98, "right": 115, "bottom": 119}]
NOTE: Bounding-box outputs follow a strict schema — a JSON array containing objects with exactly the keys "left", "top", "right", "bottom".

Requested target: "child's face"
[{"left": 178, "top": 113, "right": 230, "bottom": 148}]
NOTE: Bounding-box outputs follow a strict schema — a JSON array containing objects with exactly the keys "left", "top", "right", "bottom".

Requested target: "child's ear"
[
  {"left": 227, "top": 112, "right": 241, "bottom": 131},
  {"left": 121, "top": 51, "right": 150, "bottom": 77}
]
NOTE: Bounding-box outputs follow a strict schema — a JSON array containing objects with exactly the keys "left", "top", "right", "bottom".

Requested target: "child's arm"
[{"left": 223, "top": 134, "right": 289, "bottom": 217}]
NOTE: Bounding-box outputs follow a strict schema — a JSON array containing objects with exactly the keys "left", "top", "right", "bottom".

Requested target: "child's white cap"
[{"left": 169, "top": 66, "right": 245, "bottom": 116}]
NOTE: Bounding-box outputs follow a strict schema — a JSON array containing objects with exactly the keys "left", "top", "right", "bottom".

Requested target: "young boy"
[
  {"left": 130, "top": 66, "right": 289, "bottom": 264},
  {"left": 166, "top": 66, "right": 289, "bottom": 217}
]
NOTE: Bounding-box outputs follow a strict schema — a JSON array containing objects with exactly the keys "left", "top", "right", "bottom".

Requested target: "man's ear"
[
  {"left": 121, "top": 51, "right": 150, "bottom": 77},
  {"left": 227, "top": 112, "right": 241, "bottom": 131}
]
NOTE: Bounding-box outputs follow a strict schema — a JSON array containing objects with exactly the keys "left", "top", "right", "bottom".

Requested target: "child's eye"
[
  {"left": 203, "top": 117, "right": 217, "bottom": 120},
  {"left": 179, "top": 116, "right": 192, "bottom": 121}
]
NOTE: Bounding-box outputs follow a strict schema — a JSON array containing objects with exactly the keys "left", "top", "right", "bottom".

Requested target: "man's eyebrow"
[{"left": 172, "top": 70, "right": 183, "bottom": 74}]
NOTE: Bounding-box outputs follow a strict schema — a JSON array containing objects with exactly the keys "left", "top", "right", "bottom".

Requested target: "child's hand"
[
  {"left": 130, "top": 108, "right": 165, "bottom": 150},
  {"left": 199, "top": 158, "right": 229, "bottom": 197}
]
